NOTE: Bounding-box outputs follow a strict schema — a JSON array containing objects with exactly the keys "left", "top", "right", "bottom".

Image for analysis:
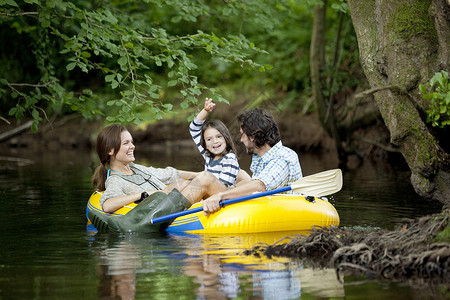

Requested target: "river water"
[{"left": 0, "top": 148, "right": 445, "bottom": 299}]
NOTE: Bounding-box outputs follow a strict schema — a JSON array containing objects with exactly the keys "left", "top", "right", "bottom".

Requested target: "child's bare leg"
[
  {"left": 164, "top": 178, "right": 192, "bottom": 194},
  {"left": 177, "top": 171, "right": 226, "bottom": 204}
]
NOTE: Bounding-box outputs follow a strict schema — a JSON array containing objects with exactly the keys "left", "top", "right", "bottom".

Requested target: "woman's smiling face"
[{"left": 110, "top": 130, "right": 135, "bottom": 164}]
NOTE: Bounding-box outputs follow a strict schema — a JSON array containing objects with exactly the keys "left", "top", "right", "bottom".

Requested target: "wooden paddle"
[{"left": 151, "top": 169, "right": 343, "bottom": 224}]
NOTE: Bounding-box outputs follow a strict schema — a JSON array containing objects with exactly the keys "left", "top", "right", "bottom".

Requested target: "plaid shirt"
[{"left": 251, "top": 141, "right": 302, "bottom": 192}]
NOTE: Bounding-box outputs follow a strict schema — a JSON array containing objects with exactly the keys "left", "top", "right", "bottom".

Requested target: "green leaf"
[
  {"left": 180, "top": 101, "right": 189, "bottom": 109},
  {"left": 117, "top": 56, "right": 127, "bottom": 67},
  {"left": 8, "top": 107, "right": 17, "bottom": 115},
  {"left": 105, "top": 74, "right": 115, "bottom": 82},
  {"left": 150, "top": 92, "right": 160, "bottom": 99},
  {"left": 163, "top": 103, "right": 173, "bottom": 111},
  {"left": 171, "top": 16, "right": 182, "bottom": 23},
  {"left": 66, "top": 62, "right": 76, "bottom": 71},
  {"left": 167, "top": 58, "right": 174, "bottom": 68},
  {"left": 31, "top": 121, "right": 38, "bottom": 133},
  {"left": 41, "top": 18, "right": 51, "bottom": 28},
  {"left": 81, "top": 51, "right": 91, "bottom": 58},
  {"left": 167, "top": 80, "right": 178, "bottom": 87},
  {"left": 419, "top": 84, "right": 427, "bottom": 94},
  {"left": 31, "top": 109, "right": 40, "bottom": 119},
  {"left": 1, "top": 0, "right": 18, "bottom": 7}
]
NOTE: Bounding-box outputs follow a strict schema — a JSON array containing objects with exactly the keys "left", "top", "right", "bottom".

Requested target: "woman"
[{"left": 92, "top": 124, "right": 198, "bottom": 213}]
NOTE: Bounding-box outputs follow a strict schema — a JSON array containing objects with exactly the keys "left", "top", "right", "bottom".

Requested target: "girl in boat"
[{"left": 189, "top": 98, "right": 249, "bottom": 189}]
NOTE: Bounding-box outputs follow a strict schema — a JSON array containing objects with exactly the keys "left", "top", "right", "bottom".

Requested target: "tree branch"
[
  {"left": 0, "top": 12, "right": 39, "bottom": 17},
  {"left": 0, "top": 121, "right": 33, "bottom": 143},
  {"left": 354, "top": 85, "right": 409, "bottom": 99},
  {"left": 354, "top": 134, "right": 399, "bottom": 153}
]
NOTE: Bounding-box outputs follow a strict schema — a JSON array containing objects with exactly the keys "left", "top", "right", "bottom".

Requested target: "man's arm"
[{"left": 201, "top": 179, "right": 266, "bottom": 215}]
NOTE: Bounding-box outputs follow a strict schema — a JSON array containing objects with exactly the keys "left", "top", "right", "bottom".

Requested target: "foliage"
[
  {"left": 0, "top": 0, "right": 362, "bottom": 132},
  {"left": 0, "top": 0, "right": 271, "bottom": 131},
  {"left": 419, "top": 70, "right": 450, "bottom": 128}
]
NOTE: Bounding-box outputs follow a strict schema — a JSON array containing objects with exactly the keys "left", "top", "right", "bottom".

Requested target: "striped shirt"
[
  {"left": 251, "top": 141, "right": 302, "bottom": 193},
  {"left": 189, "top": 118, "right": 240, "bottom": 186}
]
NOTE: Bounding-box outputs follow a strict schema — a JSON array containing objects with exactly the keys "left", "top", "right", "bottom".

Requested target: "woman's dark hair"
[
  {"left": 200, "top": 120, "right": 237, "bottom": 157},
  {"left": 237, "top": 108, "right": 280, "bottom": 148},
  {"left": 92, "top": 124, "right": 127, "bottom": 191}
]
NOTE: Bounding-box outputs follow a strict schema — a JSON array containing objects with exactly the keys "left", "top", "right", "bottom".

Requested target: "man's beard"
[{"left": 245, "top": 144, "right": 256, "bottom": 155}]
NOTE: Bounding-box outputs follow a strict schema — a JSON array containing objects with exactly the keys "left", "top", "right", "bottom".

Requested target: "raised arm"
[
  {"left": 195, "top": 97, "right": 215, "bottom": 121},
  {"left": 189, "top": 98, "right": 216, "bottom": 156}
]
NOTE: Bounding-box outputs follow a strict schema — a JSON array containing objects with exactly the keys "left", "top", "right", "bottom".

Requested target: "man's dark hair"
[{"left": 237, "top": 108, "right": 281, "bottom": 148}]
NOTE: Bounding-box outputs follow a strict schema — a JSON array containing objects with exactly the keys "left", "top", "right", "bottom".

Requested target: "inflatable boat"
[
  {"left": 86, "top": 191, "right": 340, "bottom": 234},
  {"left": 86, "top": 169, "right": 342, "bottom": 234}
]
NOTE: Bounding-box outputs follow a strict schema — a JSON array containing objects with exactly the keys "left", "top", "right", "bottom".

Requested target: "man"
[{"left": 202, "top": 108, "right": 302, "bottom": 214}]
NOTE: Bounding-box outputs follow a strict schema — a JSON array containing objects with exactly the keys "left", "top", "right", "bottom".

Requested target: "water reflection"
[
  {"left": 171, "top": 232, "right": 345, "bottom": 298},
  {"left": 90, "top": 231, "right": 345, "bottom": 299},
  {"left": 183, "top": 255, "right": 241, "bottom": 299},
  {"left": 97, "top": 240, "right": 140, "bottom": 300}
]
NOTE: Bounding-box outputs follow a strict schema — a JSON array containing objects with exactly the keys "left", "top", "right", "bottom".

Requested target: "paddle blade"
[{"left": 291, "top": 169, "right": 343, "bottom": 197}]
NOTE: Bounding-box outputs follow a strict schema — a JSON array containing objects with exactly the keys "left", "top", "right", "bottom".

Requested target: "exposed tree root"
[{"left": 246, "top": 209, "right": 450, "bottom": 284}]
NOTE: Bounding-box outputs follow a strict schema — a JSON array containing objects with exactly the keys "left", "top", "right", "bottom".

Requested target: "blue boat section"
[
  {"left": 166, "top": 215, "right": 205, "bottom": 232},
  {"left": 86, "top": 223, "right": 98, "bottom": 234}
]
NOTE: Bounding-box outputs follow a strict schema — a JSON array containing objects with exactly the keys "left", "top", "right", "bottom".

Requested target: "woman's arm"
[
  {"left": 102, "top": 190, "right": 159, "bottom": 213},
  {"left": 102, "top": 193, "right": 141, "bottom": 213}
]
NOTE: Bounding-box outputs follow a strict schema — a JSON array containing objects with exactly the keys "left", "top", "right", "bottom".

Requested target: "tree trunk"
[
  {"left": 310, "top": 1, "right": 346, "bottom": 164},
  {"left": 347, "top": 0, "right": 450, "bottom": 205}
]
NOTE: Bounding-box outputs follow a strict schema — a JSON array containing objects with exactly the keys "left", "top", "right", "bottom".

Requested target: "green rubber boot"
[{"left": 88, "top": 189, "right": 191, "bottom": 234}]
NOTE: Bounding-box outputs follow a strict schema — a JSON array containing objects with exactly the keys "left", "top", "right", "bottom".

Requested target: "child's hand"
[{"left": 204, "top": 98, "right": 216, "bottom": 112}]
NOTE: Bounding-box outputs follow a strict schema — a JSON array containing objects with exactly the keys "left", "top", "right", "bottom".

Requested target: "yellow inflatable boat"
[
  {"left": 87, "top": 169, "right": 342, "bottom": 234},
  {"left": 86, "top": 191, "right": 340, "bottom": 234}
]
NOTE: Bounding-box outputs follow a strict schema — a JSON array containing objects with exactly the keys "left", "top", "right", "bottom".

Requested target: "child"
[{"left": 189, "top": 98, "right": 240, "bottom": 187}]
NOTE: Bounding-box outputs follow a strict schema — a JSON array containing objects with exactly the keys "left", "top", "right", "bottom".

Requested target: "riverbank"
[{"left": 248, "top": 209, "right": 450, "bottom": 286}]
